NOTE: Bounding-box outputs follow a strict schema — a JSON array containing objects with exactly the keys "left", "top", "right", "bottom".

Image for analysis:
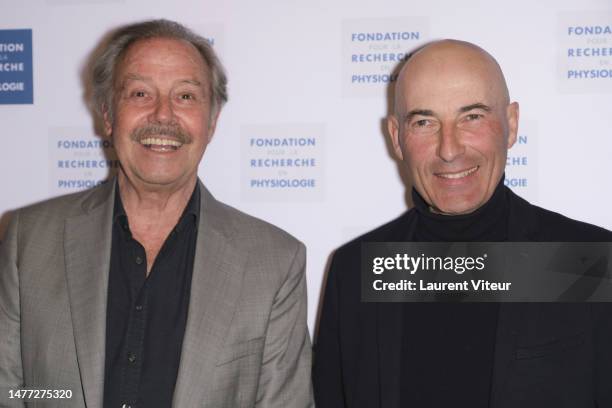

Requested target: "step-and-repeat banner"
[{"left": 2, "top": 1, "right": 611, "bottom": 330}]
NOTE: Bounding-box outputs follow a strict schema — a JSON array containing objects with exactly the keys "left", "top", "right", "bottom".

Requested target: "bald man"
[{"left": 313, "top": 40, "right": 612, "bottom": 408}]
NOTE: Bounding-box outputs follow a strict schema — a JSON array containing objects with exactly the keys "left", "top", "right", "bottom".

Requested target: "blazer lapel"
[
  {"left": 489, "top": 189, "right": 540, "bottom": 407},
  {"left": 64, "top": 181, "right": 115, "bottom": 408},
  {"left": 173, "top": 183, "right": 246, "bottom": 407},
  {"left": 489, "top": 303, "right": 529, "bottom": 408},
  {"left": 377, "top": 211, "right": 417, "bottom": 408}
]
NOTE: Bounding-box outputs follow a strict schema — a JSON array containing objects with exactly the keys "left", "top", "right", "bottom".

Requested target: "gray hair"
[{"left": 91, "top": 19, "right": 228, "bottom": 123}]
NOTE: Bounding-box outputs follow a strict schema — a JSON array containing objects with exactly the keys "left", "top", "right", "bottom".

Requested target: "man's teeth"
[
  {"left": 438, "top": 166, "right": 478, "bottom": 179},
  {"left": 140, "top": 137, "right": 183, "bottom": 147}
]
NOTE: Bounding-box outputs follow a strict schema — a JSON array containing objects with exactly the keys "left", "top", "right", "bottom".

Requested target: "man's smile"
[
  {"left": 435, "top": 165, "right": 479, "bottom": 180},
  {"left": 139, "top": 137, "right": 184, "bottom": 151}
]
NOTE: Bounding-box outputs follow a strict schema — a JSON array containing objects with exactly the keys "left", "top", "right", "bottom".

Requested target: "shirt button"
[
  {"left": 127, "top": 353, "right": 137, "bottom": 363},
  {"left": 135, "top": 305, "right": 143, "bottom": 311},
  {"left": 135, "top": 256, "right": 143, "bottom": 265}
]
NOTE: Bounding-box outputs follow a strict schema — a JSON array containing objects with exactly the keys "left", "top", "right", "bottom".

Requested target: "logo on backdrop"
[
  {"left": 504, "top": 120, "right": 538, "bottom": 202},
  {"left": 241, "top": 123, "right": 325, "bottom": 201},
  {"left": 342, "top": 17, "right": 429, "bottom": 97},
  {"left": 0, "top": 29, "right": 33, "bottom": 104},
  {"left": 49, "top": 128, "right": 118, "bottom": 195},
  {"left": 558, "top": 12, "right": 612, "bottom": 93}
]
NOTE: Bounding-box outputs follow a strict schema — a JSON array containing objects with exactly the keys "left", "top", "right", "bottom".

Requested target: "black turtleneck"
[
  {"left": 400, "top": 177, "right": 507, "bottom": 407},
  {"left": 412, "top": 176, "right": 509, "bottom": 242}
]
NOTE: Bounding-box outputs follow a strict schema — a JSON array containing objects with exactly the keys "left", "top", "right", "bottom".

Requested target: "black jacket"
[{"left": 313, "top": 188, "right": 612, "bottom": 408}]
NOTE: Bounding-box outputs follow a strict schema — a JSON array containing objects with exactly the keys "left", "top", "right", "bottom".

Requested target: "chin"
[
  {"left": 135, "top": 174, "right": 182, "bottom": 187},
  {"left": 435, "top": 197, "right": 482, "bottom": 215},
  {"left": 135, "top": 166, "right": 186, "bottom": 183},
  {"left": 447, "top": 206, "right": 479, "bottom": 216}
]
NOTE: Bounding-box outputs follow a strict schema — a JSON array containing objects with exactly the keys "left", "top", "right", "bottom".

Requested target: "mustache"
[{"left": 130, "top": 123, "right": 192, "bottom": 145}]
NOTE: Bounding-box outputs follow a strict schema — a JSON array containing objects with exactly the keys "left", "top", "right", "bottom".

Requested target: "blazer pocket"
[
  {"left": 515, "top": 332, "right": 585, "bottom": 360},
  {"left": 216, "top": 337, "right": 265, "bottom": 366}
]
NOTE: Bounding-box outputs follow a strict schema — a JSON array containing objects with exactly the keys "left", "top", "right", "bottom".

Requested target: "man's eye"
[
  {"left": 180, "top": 93, "right": 194, "bottom": 100},
  {"left": 465, "top": 113, "right": 483, "bottom": 121},
  {"left": 131, "top": 91, "right": 147, "bottom": 98},
  {"left": 413, "top": 119, "right": 431, "bottom": 127}
]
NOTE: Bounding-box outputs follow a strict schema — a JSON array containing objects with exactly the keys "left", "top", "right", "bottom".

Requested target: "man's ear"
[
  {"left": 387, "top": 115, "right": 404, "bottom": 161},
  {"left": 102, "top": 106, "right": 113, "bottom": 138},
  {"left": 506, "top": 102, "right": 519, "bottom": 149}
]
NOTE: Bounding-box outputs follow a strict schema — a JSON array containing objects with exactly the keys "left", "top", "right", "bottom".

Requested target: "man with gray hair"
[{"left": 0, "top": 19, "right": 313, "bottom": 408}]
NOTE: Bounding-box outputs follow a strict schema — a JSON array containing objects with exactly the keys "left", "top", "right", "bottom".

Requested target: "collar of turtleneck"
[{"left": 411, "top": 175, "right": 509, "bottom": 242}]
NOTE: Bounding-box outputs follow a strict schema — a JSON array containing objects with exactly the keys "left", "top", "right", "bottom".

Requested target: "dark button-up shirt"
[{"left": 103, "top": 184, "right": 200, "bottom": 408}]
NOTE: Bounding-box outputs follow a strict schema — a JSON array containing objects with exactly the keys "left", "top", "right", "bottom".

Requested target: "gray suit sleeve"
[
  {"left": 255, "top": 242, "right": 314, "bottom": 407},
  {"left": 0, "top": 212, "right": 25, "bottom": 407}
]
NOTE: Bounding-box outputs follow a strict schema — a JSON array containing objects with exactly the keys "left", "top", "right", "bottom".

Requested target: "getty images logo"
[{"left": 0, "top": 29, "right": 33, "bottom": 104}]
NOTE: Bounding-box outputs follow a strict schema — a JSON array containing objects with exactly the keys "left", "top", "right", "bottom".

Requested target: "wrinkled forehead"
[{"left": 115, "top": 37, "right": 209, "bottom": 82}]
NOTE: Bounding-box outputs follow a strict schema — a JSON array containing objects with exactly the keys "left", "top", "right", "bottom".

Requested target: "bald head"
[
  {"left": 387, "top": 39, "right": 519, "bottom": 215},
  {"left": 394, "top": 40, "right": 510, "bottom": 118}
]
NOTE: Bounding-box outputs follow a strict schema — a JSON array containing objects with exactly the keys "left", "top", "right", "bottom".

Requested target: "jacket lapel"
[
  {"left": 173, "top": 183, "right": 246, "bottom": 407},
  {"left": 377, "top": 212, "right": 418, "bottom": 408},
  {"left": 489, "top": 303, "right": 529, "bottom": 408},
  {"left": 489, "top": 188, "right": 540, "bottom": 407},
  {"left": 64, "top": 181, "right": 115, "bottom": 408}
]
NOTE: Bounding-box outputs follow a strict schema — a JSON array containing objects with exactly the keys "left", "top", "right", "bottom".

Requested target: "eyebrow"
[
  {"left": 181, "top": 79, "right": 202, "bottom": 86},
  {"left": 458, "top": 103, "right": 491, "bottom": 113},
  {"left": 404, "top": 103, "right": 492, "bottom": 121},
  {"left": 404, "top": 109, "right": 435, "bottom": 121}
]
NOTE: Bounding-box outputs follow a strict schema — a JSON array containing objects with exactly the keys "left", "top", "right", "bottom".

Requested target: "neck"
[{"left": 117, "top": 171, "right": 197, "bottom": 221}]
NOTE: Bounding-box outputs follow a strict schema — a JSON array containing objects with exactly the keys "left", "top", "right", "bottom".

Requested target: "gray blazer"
[{"left": 0, "top": 180, "right": 313, "bottom": 408}]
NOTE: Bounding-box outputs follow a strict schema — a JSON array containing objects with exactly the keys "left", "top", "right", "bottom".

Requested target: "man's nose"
[
  {"left": 437, "top": 124, "right": 465, "bottom": 162},
  {"left": 151, "top": 96, "right": 174, "bottom": 122}
]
